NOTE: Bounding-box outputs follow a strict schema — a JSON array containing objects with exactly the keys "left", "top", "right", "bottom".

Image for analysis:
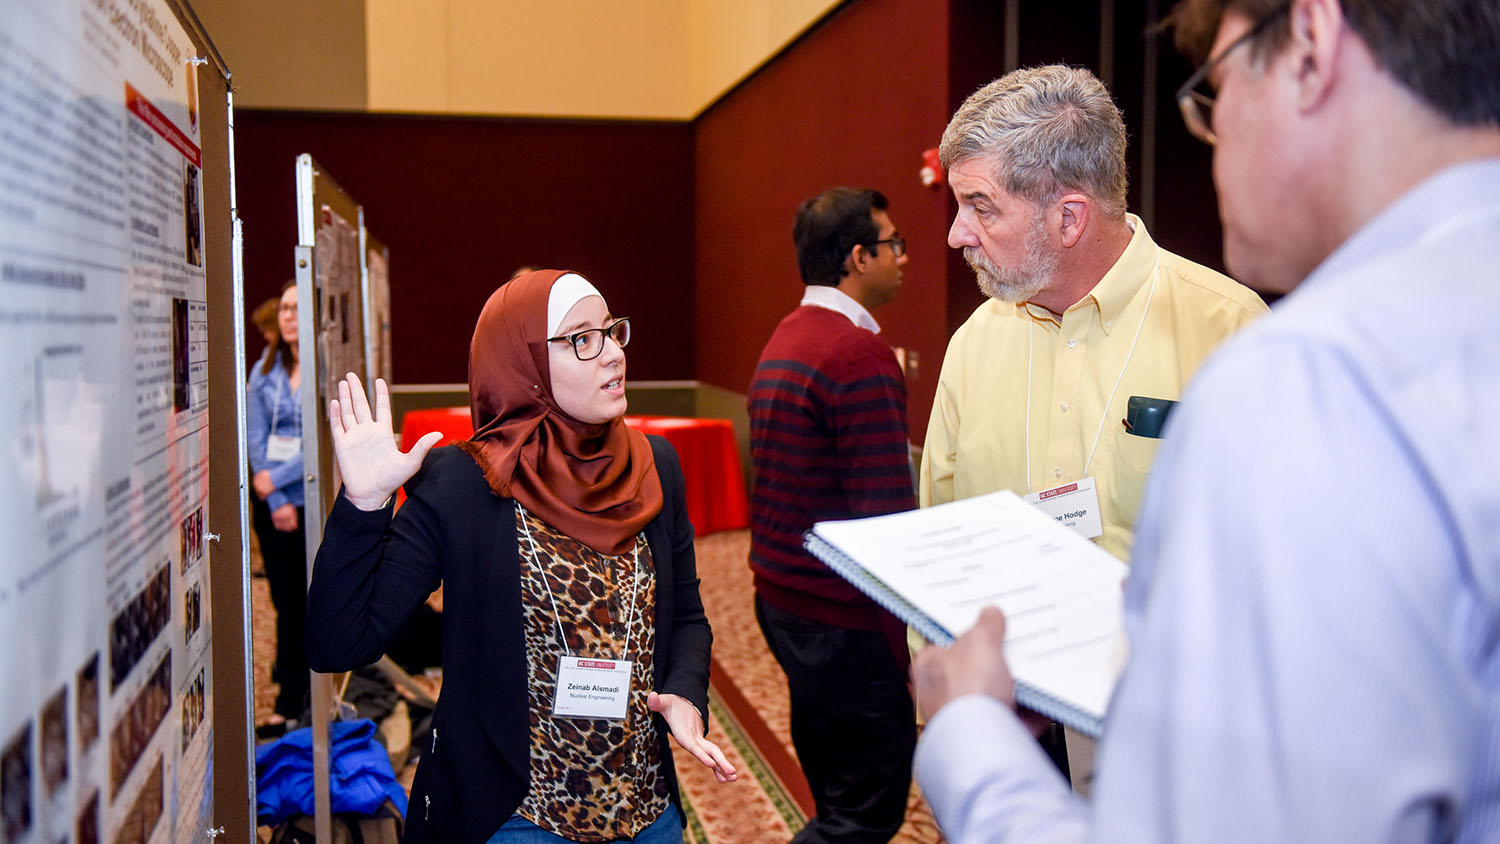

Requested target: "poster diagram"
[{"left": 0, "top": 0, "right": 214, "bottom": 841}]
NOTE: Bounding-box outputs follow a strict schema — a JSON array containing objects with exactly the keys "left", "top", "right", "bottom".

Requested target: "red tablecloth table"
[
  {"left": 396, "top": 408, "right": 748, "bottom": 535},
  {"left": 623, "top": 415, "right": 748, "bottom": 536},
  {"left": 398, "top": 406, "right": 476, "bottom": 449}
]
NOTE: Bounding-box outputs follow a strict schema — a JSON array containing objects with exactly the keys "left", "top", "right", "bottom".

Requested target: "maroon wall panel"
[
  {"left": 693, "top": 0, "right": 954, "bottom": 441},
  {"left": 234, "top": 112, "right": 695, "bottom": 384}
]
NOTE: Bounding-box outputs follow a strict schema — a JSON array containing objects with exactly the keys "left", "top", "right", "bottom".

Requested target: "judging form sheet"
[{"left": 810, "top": 490, "right": 1128, "bottom": 728}]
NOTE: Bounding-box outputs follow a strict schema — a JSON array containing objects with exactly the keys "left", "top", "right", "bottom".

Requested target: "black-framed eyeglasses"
[
  {"left": 867, "top": 235, "right": 906, "bottom": 258},
  {"left": 548, "top": 317, "right": 631, "bottom": 361},
  {"left": 1175, "top": 2, "right": 1290, "bottom": 145}
]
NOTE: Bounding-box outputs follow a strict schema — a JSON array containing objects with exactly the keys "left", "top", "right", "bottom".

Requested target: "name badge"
[
  {"left": 552, "top": 656, "right": 633, "bottom": 720},
  {"left": 265, "top": 434, "right": 300, "bottom": 462},
  {"left": 1023, "top": 476, "right": 1104, "bottom": 540}
]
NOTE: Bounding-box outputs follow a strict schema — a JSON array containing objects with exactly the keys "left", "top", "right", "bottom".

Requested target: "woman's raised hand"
[{"left": 327, "top": 373, "right": 443, "bottom": 511}]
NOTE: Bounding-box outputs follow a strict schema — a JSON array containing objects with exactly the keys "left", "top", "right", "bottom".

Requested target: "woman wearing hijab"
[{"left": 306, "top": 270, "right": 735, "bottom": 844}]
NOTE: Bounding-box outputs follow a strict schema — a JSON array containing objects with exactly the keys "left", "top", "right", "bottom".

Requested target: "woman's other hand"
[
  {"left": 647, "top": 691, "right": 737, "bottom": 783},
  {"left": 328, "top": 373, "right": 442, "bottom": 511},
  {"left": 252, "top": 470, "right": 274, "bottom": 500},
  {"left": 271, "top": 503, "right": 299, "bottom": 532}
]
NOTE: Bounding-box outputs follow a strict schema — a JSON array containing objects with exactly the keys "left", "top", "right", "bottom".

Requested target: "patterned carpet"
[
  {"left": 684, "top": 530, "right": 941, "bottom": 844},
  {"left": 250, "top": 529, "right": 943, "bottom": 842}
]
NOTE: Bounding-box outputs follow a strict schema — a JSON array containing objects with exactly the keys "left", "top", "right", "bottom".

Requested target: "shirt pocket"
[{"left": 1104, "top": 426, "right": 1161, "bottom": 532}]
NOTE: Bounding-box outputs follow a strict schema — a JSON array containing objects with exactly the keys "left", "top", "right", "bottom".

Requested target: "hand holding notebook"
[
  {"left": 910, "top": 606, "right": 1027, "bottom": 723},
  {"left": 802, "top": 489, "right": 1128, "bottom": 737}
]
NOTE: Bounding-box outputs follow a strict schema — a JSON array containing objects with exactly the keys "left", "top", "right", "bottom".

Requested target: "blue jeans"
[{"left": 485, "top": 803, "right": 682, "bottom": 843}]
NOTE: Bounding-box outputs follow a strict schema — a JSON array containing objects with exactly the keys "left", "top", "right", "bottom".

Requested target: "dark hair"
[
  {"left": 1168, "top": 0, "right": 1500, "bottom": 127},
  {"left": 261, "top": 279, "right": 297, "bottom": 376},
  {"left": 793, "top": 188, "right": 888, "bottom": 286},
  {"left": 251, "top": 297, "right": 279, "bottom": 334}
]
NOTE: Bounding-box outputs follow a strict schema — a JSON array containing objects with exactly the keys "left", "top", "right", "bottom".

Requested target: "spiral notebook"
[{"left": 803, "top": 489, "right": 1128, "bottom": 739}]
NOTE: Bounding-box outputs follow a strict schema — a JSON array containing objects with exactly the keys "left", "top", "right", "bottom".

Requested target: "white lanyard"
[
  {"left": 267, "top": 366, "right": 300, "bottom": 437},
  {"left": 263, "top": 366, "right": 303, "bottom": 463},
  {"left": 517, "top": 504, "right": 643, "bottom": 659},
  {"left": 1024, "top": 248, "right": 1160, "bottom": 491}
]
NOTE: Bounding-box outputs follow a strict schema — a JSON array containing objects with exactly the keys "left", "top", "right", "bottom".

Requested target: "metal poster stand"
[{"left": 294, "top": 154, "right": 393, "bottom": 842}]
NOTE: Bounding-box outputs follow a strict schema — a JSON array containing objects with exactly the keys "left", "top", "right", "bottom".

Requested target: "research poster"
[
  {"left": 314, "top": 203, "right": 364, "bottom": 396},
  {"left": 311, "top": 201, "right": 363, "bottom": 496},
  {"left": 0, "top": 0, "right": 215, "bottom": 841},
  {"left": 365, "top": 240, "right": 391, "bottom": 387}
]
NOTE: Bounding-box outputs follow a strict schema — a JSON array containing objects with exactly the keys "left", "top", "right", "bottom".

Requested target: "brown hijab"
[{"left": 456, "top": 270, "right": 662, "bottom": 555}]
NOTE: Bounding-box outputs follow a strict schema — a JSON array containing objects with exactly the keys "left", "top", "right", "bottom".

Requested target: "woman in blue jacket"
[{"left": 247, "top": 280, "right": 307, "bottom": 730}]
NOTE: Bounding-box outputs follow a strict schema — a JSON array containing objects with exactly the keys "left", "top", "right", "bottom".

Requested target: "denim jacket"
[{"left": 247, "top": 355, "right": 304, "bottom": 511}]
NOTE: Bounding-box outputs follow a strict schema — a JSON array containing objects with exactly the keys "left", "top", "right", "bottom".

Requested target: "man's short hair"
[
  {"left": 940, "top": 65, "right": 1129, "bottom": 220},
  {"left": 793, "top": 187, "right": 889, "bottom": 287},
  {"left": 1168, "top": 0, "right": 1500, "bottom": 128}
]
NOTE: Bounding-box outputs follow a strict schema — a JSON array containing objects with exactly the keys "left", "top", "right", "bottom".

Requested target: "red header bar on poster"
[{"left": 125, "top": 82, "right": 201, "bottom": 168}]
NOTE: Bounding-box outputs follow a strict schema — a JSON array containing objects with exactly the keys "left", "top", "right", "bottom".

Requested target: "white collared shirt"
[{"left": 799, "top": 285, "right": 881, "bottom": 334}]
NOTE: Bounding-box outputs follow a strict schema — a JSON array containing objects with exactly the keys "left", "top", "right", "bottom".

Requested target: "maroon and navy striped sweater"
[{"left": 748, "top": 305, "right": 917, "bottom": 633}]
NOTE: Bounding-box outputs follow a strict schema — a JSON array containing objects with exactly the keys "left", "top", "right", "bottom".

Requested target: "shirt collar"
[
  {"left": 1018, "top": 214, "right": 1156, "bottom": 334},
  {"left": 1080, "top": 214, "right": 1156, "bottom": 334},
  {"left": 801, "top": 284, "right": 881, "bottom": 333},
  {"left": 1303, "top": 158, "right": 1500, "bottom": 292}
]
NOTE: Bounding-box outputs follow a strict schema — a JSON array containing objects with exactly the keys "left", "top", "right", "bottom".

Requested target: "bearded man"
[{"left": 918, "top": 63, "right": 1266, "bottom": 783}]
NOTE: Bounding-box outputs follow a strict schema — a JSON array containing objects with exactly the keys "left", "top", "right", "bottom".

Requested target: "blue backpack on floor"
[{"left": 255, "top": 718, "right": 409, "bottom": 826}]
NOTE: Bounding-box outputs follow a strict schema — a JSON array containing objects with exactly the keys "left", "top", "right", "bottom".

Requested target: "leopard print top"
[{"left": 513, "top": 505, "right": 670, "bottom": 841}]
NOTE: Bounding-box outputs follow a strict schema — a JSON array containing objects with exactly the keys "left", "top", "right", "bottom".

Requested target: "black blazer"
[{"left": 306, "top": 436, "right": 712, "bottom": 844}]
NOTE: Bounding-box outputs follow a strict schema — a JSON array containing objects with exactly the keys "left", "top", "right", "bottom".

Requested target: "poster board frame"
[
  {"left": 293, "top": 154, "right": 372, "bottom": 842},
  {"left": 0, "top": 0, "right": 254, "bottom": 840}
]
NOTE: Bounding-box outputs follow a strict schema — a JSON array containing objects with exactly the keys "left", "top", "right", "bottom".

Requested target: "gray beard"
[{"left": 963, "top": 221, "right": 1057, "bottom": 304}]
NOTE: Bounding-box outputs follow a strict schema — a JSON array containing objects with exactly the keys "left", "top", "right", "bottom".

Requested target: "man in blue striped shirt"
[{"left": 911, "top": 1, "right": 1500, "bottom": 841}]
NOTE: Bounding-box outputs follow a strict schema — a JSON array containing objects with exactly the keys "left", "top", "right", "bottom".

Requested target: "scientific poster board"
[
  {"left": 0, "top": 0, "right": 250, "bottom": 841},
  {"left": 294, "top": 155, "right": 368, "bottom": 524},
  {"left": 295, "top": 156, "right": 387, "bottom": 839},
  {"left": 363, "top": 229, "right": 392, "bottom": 389}
]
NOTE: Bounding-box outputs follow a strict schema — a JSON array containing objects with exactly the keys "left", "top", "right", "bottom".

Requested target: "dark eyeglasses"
[
  {"left": 1175, "top": 2, "right": 1290, "bottom": 145},
  {"left": 867, "top": 235, "right": 906, "bottom": 258},
  {"left": 548, "top": 317, "right": 631, "bottom": 361}
]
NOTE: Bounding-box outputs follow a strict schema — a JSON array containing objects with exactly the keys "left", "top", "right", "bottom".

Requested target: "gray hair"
[{"left": 940, "top": 65, "right": 1128, "bottom": 220}]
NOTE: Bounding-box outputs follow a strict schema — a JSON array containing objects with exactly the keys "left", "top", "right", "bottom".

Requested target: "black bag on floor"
[{"left": 267, "top": 798, "right": 403, "bottom": 844}]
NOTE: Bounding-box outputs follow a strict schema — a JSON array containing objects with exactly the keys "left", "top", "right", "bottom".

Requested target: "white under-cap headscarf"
[{"left": 546, "top": 273, "right": 605, "bottom": 337}]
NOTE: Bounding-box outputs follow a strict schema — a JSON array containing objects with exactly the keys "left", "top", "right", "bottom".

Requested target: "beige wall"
[
  {"left": 364, "top": 0, "right": 840, "bottom": 118},
  {"left": 368, "top": 0, "right": 691, "bottom": 118},
  {"left": 687, "top": 0, "right": 838, "bottom": 114},
  {"left": 364, "top": 0, "right": 450, "bottom": 111},
  {"left": 191, "top": 0, "right": 838, "bottom": 117},
  {"left": 192, "top": 0, "right": 368, "bottom": 110}
]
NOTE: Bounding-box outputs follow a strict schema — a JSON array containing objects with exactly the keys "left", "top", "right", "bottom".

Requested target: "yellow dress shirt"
[{"left": 920, "top": 215, "right": 1268, "bottom": 562}]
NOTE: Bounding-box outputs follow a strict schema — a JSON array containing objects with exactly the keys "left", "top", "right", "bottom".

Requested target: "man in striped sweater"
[{"left": 748, "top": 187, "right": 918, "bottom": 843}]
